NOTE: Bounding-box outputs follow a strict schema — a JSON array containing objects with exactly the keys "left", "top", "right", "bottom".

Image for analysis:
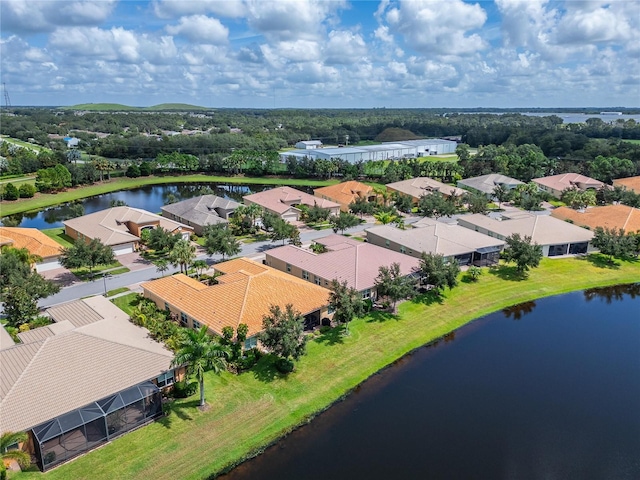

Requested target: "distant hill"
[{"left": 61, "top": 103, "right": 208, "bottom": 112}]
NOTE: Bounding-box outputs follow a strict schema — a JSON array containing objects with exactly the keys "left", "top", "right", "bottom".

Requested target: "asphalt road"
[{"left": 38, "top": 220, "right": 382, "bottom": 308}]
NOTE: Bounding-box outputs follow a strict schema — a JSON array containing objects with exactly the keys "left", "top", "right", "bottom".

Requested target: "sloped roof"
[
  {"left": 457, "top": 213, "right": 594, "bottom": 245},
  {"left": 0, "top": 227, "right": 62, "bottom": 259},
  {"left": 386, "top": 177, "right": 467, "bottom": 198},
  {"left": 0, "top": 296, "right": 172, "bottom": 434},
  {"left": 532, "top": 173, "right": 604, "bottom": 191},
  {"left": 613, "top": 176, "right": 640, "bottom": 194},
  {"left": 314, "top": 181, "right": 373, "bottom": 206},
  {"left": 244, "top": 186, "right": 340, "bottom": 215},
  {"left": 366, "top": 218, "right": 505, "bottom": 257},
  {"left": 63, "top": 206, "right": 193, "bottom": 247},
  {"left": 457, "top": 174, "right": 523, "bottom": 195},
  {"left": 160, "top": 195, "right": 240, "bottom": 227},
  {"left": 551, "top": 205, "right": 640, "bottom": 234},
  {"left": 266, "top": 234, "right": 420, "bottom": 291},
  {"left": 142, "top": 258, "right": 330, "bottom": 338}
]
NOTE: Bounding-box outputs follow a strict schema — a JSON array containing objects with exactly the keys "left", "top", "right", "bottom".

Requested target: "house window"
[
  {"left": 180, "top": 312, "right": 188, "bottom": 327},
  {"left": 193, "top": 320, "right": 202, "bottom": 329},
  {"left": 400, "top": 246, "right": 406, "bottom": 254},
  {"left": 362, "top": 289, "right": 371, "bottom": 299},
  {"left": 569, "top": 242, "right": 588, "bottom": 255},
  {"left": 244, "top": 336, "right": 258, "bottom": 350},
  {"left": 385, "top": 240, "right": 390, "bottom": 247},
  {"left": 327, "top": 305, "right": 336, "bottom": 314},
  {"left": 302, "top": 270, "right": 309, "bottom": 280},
  {"left": 156, "top": 370, "right": 175, "bottom": 388},
  {"left": 286, "top": 263, "right": 291, "bottom": 272},
  {"left": 164, "top": 302, "right": 170, "bottom": 311},
  {"left": 315, "top": 276, "right": 321, "bottom": 285}
]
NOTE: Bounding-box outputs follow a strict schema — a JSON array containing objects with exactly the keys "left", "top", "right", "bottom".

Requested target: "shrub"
[
  {"left": 2, "top": 182, "right": 18, "bottom": 200},
  {"left": 235, "top": 348, "right": 261, "bottom": 371},
  {"left": 171, "top": 380, "right": 197, "bottom": 398},
  {"left": 126, "top": 165, "right": 140, "bottom": 178},
  {"left": 275, "top": 357, "right": 295, "bottom": 373},
  {"left": 18, "top": 183, "right": 36, "bottom": 198}
]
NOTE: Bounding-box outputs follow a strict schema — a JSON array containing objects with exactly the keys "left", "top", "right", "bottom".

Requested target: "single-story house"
[
  {"left": 550, "top": 205, "right": 640, "bottom": 234},
  {"left": 314, "top": 181, "right": 376, "bottom": 212},
  {"left": 243, "top": 186, "right": 340, "bottom": 222},
  {"left": 64, "top": 206, "right": 193, "bottom": 255},
  {"left": 142, "top": 257, "right": 332, "bottom": 345},
  {"left": 264, "top": 234, "right": 420, "bottom": 300},
  {"left": 160, "top": 195, "right": 240, "bottom": 235},
  {"left": 612, "top": 176, "right": 640, "bottom": 194},
  {"left": 0, "top": 227, "right": 63, "bottom": 272},
  {"left": 0, "top": 296, "right": 176, "bottom": 472},
  {"left": 295, "top": 140, "right": 323, "bottom": 149},
  {"left": 532, "top": 173, "right": 604, "bottom": 199},
  {"left": 386, "top": 177, "right": 467, "bottom": 203},
  {"left": 366, "top": 217, "right": 505, "bottom": 266},
  {"left": 457, "top": 174, "right": 524, "bottom": 198},
  {"left": 457, "top": 212, "right": 596, "bottom": 257}
]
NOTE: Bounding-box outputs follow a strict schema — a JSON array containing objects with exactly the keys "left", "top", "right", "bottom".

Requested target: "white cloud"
[
  {"left": 323, "top": 30, "right": 367, "bottom": 65},
  {"left": 166, "top": 15, "right": 229, "bottom": 44},
  {"left": 382, "top": 0, "right": 488, "bottom": 56},
  {"left": 153, "top": 0, "right": 245, "bottom": 19}
]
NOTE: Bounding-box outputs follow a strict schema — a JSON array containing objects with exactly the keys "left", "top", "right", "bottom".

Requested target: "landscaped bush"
[
  {"left": 275, "top": 357, "right": 295, "bottom": 373},
  {"left": 171, "top": 380, "right": 197, "bottom": 398},
  {"left": 18, "top": 183, "right": 36, "bottom": 198},
  {"left": 236, "top": 348, "right": 262, "bottom": 372}
]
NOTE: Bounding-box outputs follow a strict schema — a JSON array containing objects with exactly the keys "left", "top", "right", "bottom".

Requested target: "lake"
[
  {"left": 222, "top": 285, "right": 640, "bottom": 480},
  {"left": 5, "top": 183, "right": 312, "bottom": 230}
]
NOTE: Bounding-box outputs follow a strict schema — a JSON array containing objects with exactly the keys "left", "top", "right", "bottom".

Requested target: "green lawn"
[
  {"left": 0, "top": 175, "right": 341, "bottom": 217},
  {"left": 14, "top": 255, "right": 640, "bottom": 480},
  {"left": 70, "top": 262, "right": 128, "bottom": 281},
  {"left": 622, "top": 139, "right": 640, "bottom": 145},
  {"left": 0, "top": 136, "right": 51, "bottom": 154},
  {"left": 110, "top": 292, "right": 141, "bottom": 316},
  {"left": 40, "top": 228, "right": 75, "bottom": 248}
]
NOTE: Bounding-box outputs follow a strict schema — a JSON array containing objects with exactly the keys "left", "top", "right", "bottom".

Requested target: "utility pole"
[{"left": 2, "top": 83, "right": 11, "bottom": 108}]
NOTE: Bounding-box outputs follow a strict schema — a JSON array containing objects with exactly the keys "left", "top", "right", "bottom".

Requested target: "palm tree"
[
  {"left": 169, "top": 239, "right": 196, "bottom": 274},
  {"left": 154, "top": 259, "right": 169, "bottom": 277},
  {"left": 1, "top": 431, "right": 30, "bottom": 470},
  {"left": 172, "top": 326, "right": 230, "bottom": 408},
  {"left": 373, "top": 211, "right": 398, "bottom": 225}
]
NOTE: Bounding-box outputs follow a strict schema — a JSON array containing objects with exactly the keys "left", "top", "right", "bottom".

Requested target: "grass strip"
[
  {"left": 0, "top": 175, "right": 341, "bottom": 217},
  {"left": 14, "top": 256, "right": 640, "bottom": 480},
  {"left": 40, "top": 228, "right": 75, "bottom": 248}
]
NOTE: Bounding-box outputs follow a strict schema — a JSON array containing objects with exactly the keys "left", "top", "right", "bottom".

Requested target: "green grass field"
[
  {"left": 0, "top": 175, "right": 341, "bottom": 217},
  {"left": 13, "top": 255, "right": 640, "bottom": 480},
  {"left": 622, "top": 139, "right": 640, "bottom": 145},
  {"left": 40, "top": 228, "right": 74, "bottom": 248},
  {"left": 0, "top": 136, "right": 51, "bottom": 154}
]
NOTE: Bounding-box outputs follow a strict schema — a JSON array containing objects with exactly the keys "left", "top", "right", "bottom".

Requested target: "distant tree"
[
  {"left": 328, "top": 279, "right": 365, "bottom": 335},
  {"left": 492, "top": 184, "right": 510, "bottom": 209},
  {"left": 172, "top": 326, "right": 230, "bottom": 408},
  {"left": 192, "top": 259, "right": 208, "bottom": 279},
  {"left": 503, "top": 233, "right": 543, "bottom": 274},
  {"left": 465, "top": 192, "right": 489, "bottom": 214},
  {"left": 374, "top": 262, "right": 417, "bottom": 312},
  {"left": 154, "top": 259, "right": 169, "bottom": 277},
  {"left": 2, "top": 182, "right": 18, "bottom": 200},
  {"left": 145, "top": 227, "right": 181, "bottom": 252},
  {"left": 203, "top": 224, "right": 241, "bottom": 260},
  {"left": 306, "top": 203, "right": 331, "bottom": 223},
  {"left": 126, "top": 164, "right": 141, "bottom": 178},
  {"left": 560, "top": 187, "right": 596, "bottom": 210},
  {"left": 139, "top": 161, "right": 153, "bottom": 176},
  {"left": 417, "top": 192, "right": 456, "bottom": 219},
  {"left": 349, "top": 197, "right": 376, "bottom": 218},
  {"left": 260, "top": 210, "right": 280, "bottom": 232},
  {"left": 169, "top": 239, "right": 196, "bottom": 274},
  {"left": 393, "top": 192, "right": 414, "bottom": 214},
  {"left": 456, "top": 143, "right": 471, "bottom": 162},
  {"left": 270, "top": 218, "right": 299, "bottom": 245},
  {"left": 110, "top": 199, "right": 128, "bottom": 207},
  {"left": 592, "top": 226, "right": 638, "bottom": 262},
  {"left": 260, "top": 304, "right": 308, "bottom": 364},
  {"left": 418, "top": 252, "right": 460, "bottom": 296},
  {"left": 329, "top": 211, "right": 361, "bottom": 234},
  {"left": 59, "top": 238, "right": 115, "bottom": 279},
  {"left": 373, "top": 210, "right": 398, "bottom": 225}
]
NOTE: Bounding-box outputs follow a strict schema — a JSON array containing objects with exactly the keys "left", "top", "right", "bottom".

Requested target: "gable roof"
[
  {"left": 142, "top": 258, "right": 330, "bottom": 338},
  {"left": 457, "top": 213, "right": 594, "bottom": 245},
  {"left": 613, "top": 176, "right": 640, "bottom": 194},
  {"left": 160, "top": 195, "right": 240, "bottom": 227},
  {"left": 0, "top": 227, "right": 63, "bottom": 259},
  {"left": 63, "top": 206, "right": 193, "bottom": 246},
  {"left": 0, "top": 296, "right": 172, "bottom": 434},
  {"left": 532, "top": 173, "right": 604, "bottom": 192},
  {"left": 457, "top": 174, "right": 523, "bottom": 195},
  {"left": 244, "top": 186, "right": 340, "bottom": 215},
  {"left": 314, "top": 181, "right": 373, "bottom": 205},
  {"left": 386, "top": 177, "right": 467, "bottom": 198},
  {"left": 551, "top": 205, "right": 640, "bottom": 234},
  {"left": 366, "top": 218, "right": 505, "bottom": 257},
  {"left": 266, "top": 234, "right": 420, "bottom": 291}
]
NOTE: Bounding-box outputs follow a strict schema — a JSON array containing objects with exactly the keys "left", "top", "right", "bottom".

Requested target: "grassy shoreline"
[
  {"left": 0, "top": 175, "right": 342, "bottom": 217},
  {"left": 13, "top": 256, "right": 640, "bottom": 480}
]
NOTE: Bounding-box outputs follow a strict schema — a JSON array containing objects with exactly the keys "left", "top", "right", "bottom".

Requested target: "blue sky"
[{"left": 1, "top": 1, "right": 638, "bottom": 108}]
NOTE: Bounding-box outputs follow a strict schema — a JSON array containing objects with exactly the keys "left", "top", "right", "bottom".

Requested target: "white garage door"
[
  {"left": 112, "top": 243, "right": 135, "bottom": 256},
  {"left": 36, "top": 259, "right": 62, "bottom": 272},
  {"left": 282, "top": 212, "right": 298, "bottom": 222}
]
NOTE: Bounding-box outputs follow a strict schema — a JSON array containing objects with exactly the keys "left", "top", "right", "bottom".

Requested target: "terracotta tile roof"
[
  {"left": 314, "top": 181, "right": 374, "bottom": 206},
  {"left": 613, "top": 176, "right": 640, "bottom": 194},
  {"left": 0, "top": 296, "right": 173, "bottom": 434},
  {"left": 386, "top": 177, "right": 467, "bottom": 198},
  {"left": 0, "top": 227, "right": 62, "bottom": 259},
  {"left": 142, "top": 258, "right": 330, "bottom": 338},
  {"left": 532, "top": 173, "right": 604, "bottom": 192},
  {"left": 551, "top": 205, "right": 640, "bottom": 233},
  {"left": 63, "top": 206, "right": 193, "bottom": 247},
  {"left": 265, "top": 234, "right": 420, "bottom": 291},
  {"left": 243, "top": 186, "right": 340, "bottom": 215}
]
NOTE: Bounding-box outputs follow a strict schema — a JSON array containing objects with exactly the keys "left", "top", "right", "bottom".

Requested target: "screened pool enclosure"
[{"left": 31, "top": 381, "right": 162, "bottom": 471}]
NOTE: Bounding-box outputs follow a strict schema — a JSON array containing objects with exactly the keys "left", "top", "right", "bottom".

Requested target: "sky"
[{"left": 1, "top": 0, "right": 639, "bottom": 108}]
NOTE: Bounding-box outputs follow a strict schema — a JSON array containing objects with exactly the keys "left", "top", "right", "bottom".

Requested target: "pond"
[
  {"left": 222, "top": 284, "right": 640, "bottom": 480},
  {"left": 4, "top": 183, "right": 313, "bottom": 230}
]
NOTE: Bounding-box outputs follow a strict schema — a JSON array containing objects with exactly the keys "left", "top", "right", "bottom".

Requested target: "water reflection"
[
  {"left": 502, "top": 301, "right": 536, "bottom": 320},
  {"left": 584, "top": 283, "right": 640, "bottom": 303}
]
